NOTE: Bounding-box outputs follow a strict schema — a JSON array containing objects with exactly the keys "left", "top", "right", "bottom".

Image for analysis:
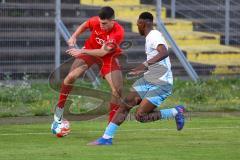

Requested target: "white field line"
[{"left": 0, "top": 126, "right": 239, "bottom": 136}]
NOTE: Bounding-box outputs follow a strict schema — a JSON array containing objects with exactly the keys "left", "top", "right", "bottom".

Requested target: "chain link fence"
[
  {"left": 162, "top": 0, "right": 240, "bottom": 45},
  {"left": 0, "top": 0, "right": 58, "bottom": 79},
  {"left": 161, "top": 0, "right": 240, "bottom": 75}
]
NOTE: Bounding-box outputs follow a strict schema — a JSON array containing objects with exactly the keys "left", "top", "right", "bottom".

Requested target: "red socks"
[
  {"left": 57, "top": 83, "right": 73, "bottom": 109},
  {"left": 108, "top": 103, "right": 120, "bottom": 123},
  {"left": 57, "top": 83, "right": 119, "bottom": 124}
]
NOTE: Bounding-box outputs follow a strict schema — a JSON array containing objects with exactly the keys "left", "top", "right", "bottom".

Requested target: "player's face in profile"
[
  {"left": 99, "top": 19, "right": 113, "bottom": 31},
  {"left": 137, "top": 19, "right": 145, "bottom": 36}
]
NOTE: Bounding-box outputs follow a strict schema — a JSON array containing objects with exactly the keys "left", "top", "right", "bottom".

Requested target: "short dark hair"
[
  {"left": 139, "top": 12, "right": 153, "bottom": 22},
  {"left": 98, "top": 6, "right": 115, "bottom": 20}
]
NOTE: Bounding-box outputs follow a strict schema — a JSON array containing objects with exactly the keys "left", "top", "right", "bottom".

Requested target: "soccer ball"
[{"left": 51, "top": 119, "right": 70, "bottom": 137}]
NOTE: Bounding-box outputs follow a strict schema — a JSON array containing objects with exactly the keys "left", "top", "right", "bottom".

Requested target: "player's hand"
[
  {"left": 66, "top": 48, "right": 83, "bottom": 58},
  {"left": 128, "top": 69, "right": 144, "bottom": 76},
  {"left": 126, "top": 69, "right": 144, "bottom": 80},
  {"left": 126, "top": 64, "right": 146, "bottom": 79},
  {"left": 129, "top": 64, "right": 146, "bottom": 75},
  {"left": 67, "top": 36, "right": 77, "bottom": 47}
]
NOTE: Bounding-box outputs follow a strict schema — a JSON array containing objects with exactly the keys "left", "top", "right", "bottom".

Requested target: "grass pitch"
[{"left": 0, "top": 116, "right": 240, "bottom": 160}]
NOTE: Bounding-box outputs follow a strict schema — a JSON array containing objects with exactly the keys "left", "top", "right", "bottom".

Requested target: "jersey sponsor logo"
[
  {"left": 95, "top": 36, "right": 112, "bottom": 46},
  {"left": 95, "top": 37, "right": 105, "bottom": 45}
]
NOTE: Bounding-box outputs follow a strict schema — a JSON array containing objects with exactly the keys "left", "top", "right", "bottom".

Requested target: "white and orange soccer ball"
[{"left": 51, "top": 119, "right": 70, "bottom": 137}]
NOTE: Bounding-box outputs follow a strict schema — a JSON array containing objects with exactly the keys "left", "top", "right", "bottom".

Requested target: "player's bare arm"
[
  {"left": 67, "top": 21, "right": 88, "bottom": 46},
  {"left": 129, "top": 44, "right": 168, "bottom": 76},
  {"left": 147, "top": 44, "right": 168, "bottom": 65},
  {"left": 66, "top": 43, "right": 115, "bottom": 57}
]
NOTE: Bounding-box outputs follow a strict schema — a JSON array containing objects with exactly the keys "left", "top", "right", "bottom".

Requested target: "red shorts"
[{"left": 77, "top": 54, "right": 121, "bottom": 77}]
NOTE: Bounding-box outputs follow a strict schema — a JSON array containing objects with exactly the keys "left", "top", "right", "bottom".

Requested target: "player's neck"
[
  {"left": 144, "top": 27, "right": 153, "bottom": 37},
  {"left": 105, "top": 23, "right": 115, "bottom": 32}
]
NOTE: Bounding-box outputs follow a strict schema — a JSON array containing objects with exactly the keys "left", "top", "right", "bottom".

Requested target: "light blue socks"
[
  {"left": 160, "top": 108, "right": 178, "bottom": 119},
  {"left": 103, "top": 122, "right": 119, "bottom": 139},
  {"left": 102, "top": 109, "right": 178, "bottom": 139}
]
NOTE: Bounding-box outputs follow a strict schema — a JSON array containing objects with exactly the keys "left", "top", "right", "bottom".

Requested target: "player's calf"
[
  {"left": 135, "top": 111, "right": 161, "bottom": 123},
  {"left": 134, "top": 105, "right": 185, "bottom": 130}
]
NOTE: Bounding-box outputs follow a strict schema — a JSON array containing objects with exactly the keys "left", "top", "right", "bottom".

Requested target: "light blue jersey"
[
  {"left": 133, "top": 29, "right": 173, "bottom": 107},
  {"left": 144, "top": 30, "right": 173, "bottom": 85}
]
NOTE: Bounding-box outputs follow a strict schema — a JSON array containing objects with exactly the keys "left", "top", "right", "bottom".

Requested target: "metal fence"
[
  {"left": 160, "top": 0, "right": 240, "bottom": 76},
  {"left": 163, "top": 0, "right": 240, "bottom": 45},
  {"left": 0, "top": 0, "right": 59, "bottom": 79}
]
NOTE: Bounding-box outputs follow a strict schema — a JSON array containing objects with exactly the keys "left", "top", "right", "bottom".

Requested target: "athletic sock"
[
  {"left": 108, "top": 103, "right": 120, "bottom": 123},
  {"left": 160, "top": 108, "right": 178, "bottom": 119},
  {"left": 54, "top": 107, "right": 64, "bottom": 123},
  {"left": 102, "top": 122, "right": 119, "bottom": 139},
  {"left": 57, "top": 83, "right": 73, "bottom": 109}
]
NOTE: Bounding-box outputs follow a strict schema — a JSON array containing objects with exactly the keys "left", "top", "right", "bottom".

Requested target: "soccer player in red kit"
[{"left": 52, "top": 6, "right": 124, "bottom": 131}]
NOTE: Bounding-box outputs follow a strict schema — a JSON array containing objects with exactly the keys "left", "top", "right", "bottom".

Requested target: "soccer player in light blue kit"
[{"left": 89, "top": 12, "right": 185, "bottom": 145}]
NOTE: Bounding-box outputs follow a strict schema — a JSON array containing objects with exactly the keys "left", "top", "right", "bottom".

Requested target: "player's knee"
[
  {"left": 118, "top": 102, "right": 130, "bottom": 111},
  {"left": 122, "top": 97, "right": 136, "bottom": 109},
  {"left": 65, "top": 72, "right": 77, "bottom": 83},
  {"left": 80, "top": 64, "right": 88, "bottom": 71},
  {"left": 117, "top": 105, "right": 128, "bottom": 112},
  {"left": 66, "top": 64, "right": 88, "bottom": 83},
  {"left": 111, "top": 88, "right": 122, "bottom": 98},
  {"left": 134, "top": 97, "right": 142, "bottom": 105}
]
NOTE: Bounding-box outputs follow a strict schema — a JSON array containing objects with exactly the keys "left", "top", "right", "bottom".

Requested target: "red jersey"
[{"left": 84, "top": 16, "right": 125, "bottom": 66}]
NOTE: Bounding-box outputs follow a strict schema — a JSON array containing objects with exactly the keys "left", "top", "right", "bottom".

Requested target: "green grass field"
[
  {"left": 0, "top": 116, "right": 240, "bottom": 160},
  {"left": 0, "top": 77, "right": 240, "bottom": 117}
]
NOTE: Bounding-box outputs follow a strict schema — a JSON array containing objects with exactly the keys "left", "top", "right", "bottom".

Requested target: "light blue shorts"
[{"left": 132, "top": 77, "right": 172, "bottom": 107}]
